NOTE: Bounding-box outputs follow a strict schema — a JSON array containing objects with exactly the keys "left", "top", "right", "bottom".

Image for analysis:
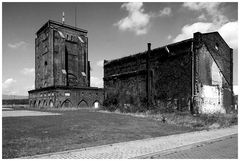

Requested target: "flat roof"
[
  {"left": 36, "top": 20, "right": 88, "bottom": 35},
  {"left": 104, "top": 38, "right": 193, "bottom": 66},
  {"left": 28, "top": 85, "right": 103, "bottom": 93}
]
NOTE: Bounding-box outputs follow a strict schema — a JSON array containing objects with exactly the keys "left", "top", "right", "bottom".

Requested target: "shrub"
[{"left": 102, "top": 93, "right": 119, "bottom": 112}]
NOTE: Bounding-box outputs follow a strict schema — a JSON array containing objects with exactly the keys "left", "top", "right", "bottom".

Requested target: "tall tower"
[
  {"left": 35, "top": 20, "right": 90, "bottom": 89},
  {"left": 29, "top": 20, "right": 103, "bottom": 109}
]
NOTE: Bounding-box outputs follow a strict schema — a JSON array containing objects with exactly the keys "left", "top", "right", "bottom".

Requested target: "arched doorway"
[
  {"left": 49, "top": 100, "right": 54, "bottom": 108},
  {"left": 43, "top": 100, "right": 47, "bottom": 108},
  {"left": 93, "top": 101, "right": 100, "bottom": 109},
  {"left": 38, "top": 101, "right": 41, "bottom": 108},
  {"left": 33, "top": 100, "right": 37, "bottom": 108},
  {"left": 78, "top": 100, "right": 88, "bottom": 108},
  {"left": 61, "top": 99, "right": 72, "bottom": 108}
]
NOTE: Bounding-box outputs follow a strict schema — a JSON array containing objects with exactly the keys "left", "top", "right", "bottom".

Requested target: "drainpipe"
[
  {"left": 146, "top": 43, "right": 151, "bottom": 108},
  {"left": 230, "top": 48, "right": 233, "bottom": 107},
  {"left": 191, "top": 41, "right": 194, "bottom": 114}
]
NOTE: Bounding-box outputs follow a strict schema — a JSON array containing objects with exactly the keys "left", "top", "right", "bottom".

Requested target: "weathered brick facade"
[
  {"left": 104, "top": 32, "right": 234, "bottom": 114},
  {"left": 29, "top": 20, "right": 104, "bottom": 108}
]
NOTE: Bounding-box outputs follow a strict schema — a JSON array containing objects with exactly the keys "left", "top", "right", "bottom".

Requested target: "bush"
[
  {"left": 103, "top": 93, "right": 151, "bottom": 113},
  {"left": 155, "top": 112, "right": 238, "bottom": 129},
  {"left": 102, "top": 93, "right": 119, "bottom": 112}
]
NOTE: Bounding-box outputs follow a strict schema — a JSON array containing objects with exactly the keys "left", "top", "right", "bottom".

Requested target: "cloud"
[
  {"left": 174, "top": 3, "right": 237, "bottom": 48},
  {"left": 183, "top": 2, "right": 221, "bottom": 11},
  {"left": 173, "top": 22, "right": 213, "bottom": 42},
  {"left": 3, "top": 78, "right": 16, "bottom": 89},
  {"left": 115, "top": 2, "right": 151, "bottom": 35},
  {"left": 173, "top": 21, "right": 238, "bottom": 50},
  {"left": 218, "top": 21, "right": 238, "bottom": 49},
  {"left": 167, "top": 35, "right": 172, "bottom": 40},
  {"left": 158, "top": 7, "right": 172, "bottom": 17},
  {"left": 91, "top": 76, "right": 103, "bottom": 88},
  {"left": 2, "top": 78, "right": 17, "bottom": 95},
  {"left": 197, "top": 14, "right": 207, "bottom": 21},
  {"left": 24, "top": 84, "right": 35, "bottom": 91},
  {"left": 183, "top": 2, "right": 227, "bottom": 25},
  {"left": 8, "top": 41, "right": 28, "bottom": 49},
  {"left": 115, "top": 3, "right": 172, "bottom": 35},
  {"left": 96, "top": 60, "right": 104, "bottom": 67},
  {"left": 21, "top": 68, "right": 35, "bottom": 76}
]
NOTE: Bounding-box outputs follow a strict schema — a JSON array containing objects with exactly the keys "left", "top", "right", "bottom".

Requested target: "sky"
[{"left": 2, "top": 2, "right": 238, "bottom": 96}]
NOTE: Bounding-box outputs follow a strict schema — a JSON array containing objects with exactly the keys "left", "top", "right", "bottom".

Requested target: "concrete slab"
[
  {"left": 2, "top": 108, "right": 14, "bottom": 111},
  {"left": 2, "top": 110, "right": 61, "bottom": 117}
]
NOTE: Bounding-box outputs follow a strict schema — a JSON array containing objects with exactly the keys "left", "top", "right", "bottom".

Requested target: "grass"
[
  {"left": 109, "top": 110, "right": 238, "bottom": 130},
  {"left": 2, "top": 109, "right": 193, "bottom": 158}
]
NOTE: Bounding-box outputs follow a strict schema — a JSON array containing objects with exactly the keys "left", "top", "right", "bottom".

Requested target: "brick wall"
[
  {"left": 29, "top": 87, "right": 104, "bottom": 108},
  {"left": 104, "top": 40, "right": 193, "bottom": 111},
  {"left": 35, "top": 21, "right": 90, "bottom": 89},
  {"left": 104, "top": 32, "right": 233, "bottom": 113},
  {"left": 194, "top": 32, "right": 233, "bottom": 113}
]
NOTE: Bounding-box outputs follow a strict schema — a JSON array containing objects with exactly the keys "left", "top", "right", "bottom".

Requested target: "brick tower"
[{"left": 29, "top": 20, "right": 104, "bottom": 108}]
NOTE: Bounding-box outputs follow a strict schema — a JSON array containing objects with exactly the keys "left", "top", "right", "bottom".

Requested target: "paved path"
[
  {"left": 2, "top": 108, "right": 14, "bottom": 111},
  {"left": 149, "top": 134, "right": 237, "bottom": 159},
  {"left": 21, "top": 125, "right": 237, "bottom": 159},
  {"left": 2, "top": 110, "right": 61, "bottom": 117}
]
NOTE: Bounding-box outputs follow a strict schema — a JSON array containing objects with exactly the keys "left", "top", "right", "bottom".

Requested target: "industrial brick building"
[
  {"left": 104, "top": 32, "right": 234, "bottom": 114},
  {"left": 29, "top": 20, "right": 104, "bottom": 108}
]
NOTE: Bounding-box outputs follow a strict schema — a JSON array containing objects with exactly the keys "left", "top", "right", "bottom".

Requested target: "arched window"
[
  {"left": 61, "top": 99, "right": 72, "bottom": 108},
  {"left": 49, "top": 100, "right": 54, "bottom": 108},
  {"left": 78, "top": 100, "right": 88, "bottom": 108}
]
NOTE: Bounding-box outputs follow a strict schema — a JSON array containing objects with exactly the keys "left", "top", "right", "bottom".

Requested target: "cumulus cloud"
[
  {"left": 218, "top": 21, "right": 238, "bottom": 49},
  {"left": 115, "top": 3, "right": 172, "bottom": 35},
  {"left": 96, "top": 60, "right": 104, "bottom": 67},
  {"left": 2, "top": 78, "right": 17, "bottom": 95},
  {"left": 173, "top": 21, "right": 238, "bottom": 50},
  {"left": 183, "top": 2, "right": 221, "bottom": 12},
  {"left": 91, "top": 76, "right": 103, "bottom": 88},
  {"left": 173, "top": 3, "right": 237, "bottom": 50},
  {"left": 21, "top": 68, "right": 35, "bottom": 76},
  {"left": 197, "top": 14, "right": 207, "bottom": 21},
  {"left": 8, "top": 41, "right": 28, "bottom": 49},
  {"left": 115, "top": 2, "right": 151, "bottom": 35},
  {"left": 183, "top": 2, "right": 227, "bottom": 25},
  {"left": 173, "top": 22, "right": 213, "bottom": 42}
]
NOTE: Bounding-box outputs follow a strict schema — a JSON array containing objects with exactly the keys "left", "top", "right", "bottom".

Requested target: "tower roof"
[{"left": 36, "top": 20, "right": 88, "bottom": 35}]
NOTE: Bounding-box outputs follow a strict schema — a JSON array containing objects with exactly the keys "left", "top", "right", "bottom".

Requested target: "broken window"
[
  {"left": 215, "top": 43, "right": 219, "bottom": 51},
  {"left": 65, "top": 92, "right": 70, "bottom": 96},
  {"left": 71, "top": 35, "right": 74, "bottom": 41},
  {"left": 62, "top": 69, "right": 67, "bottom": 74},
  {"left": 58, "top": 31, "right": 65, "bottom": 38},
  {"left": 81, "top": 72, "right": 86, "bottom": 76},
  {"left": 44, "top": 45, "right": 48, "bottom": 53},
  {"left": 78, "top": 36, "right": 84, "bottom": 43}
]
